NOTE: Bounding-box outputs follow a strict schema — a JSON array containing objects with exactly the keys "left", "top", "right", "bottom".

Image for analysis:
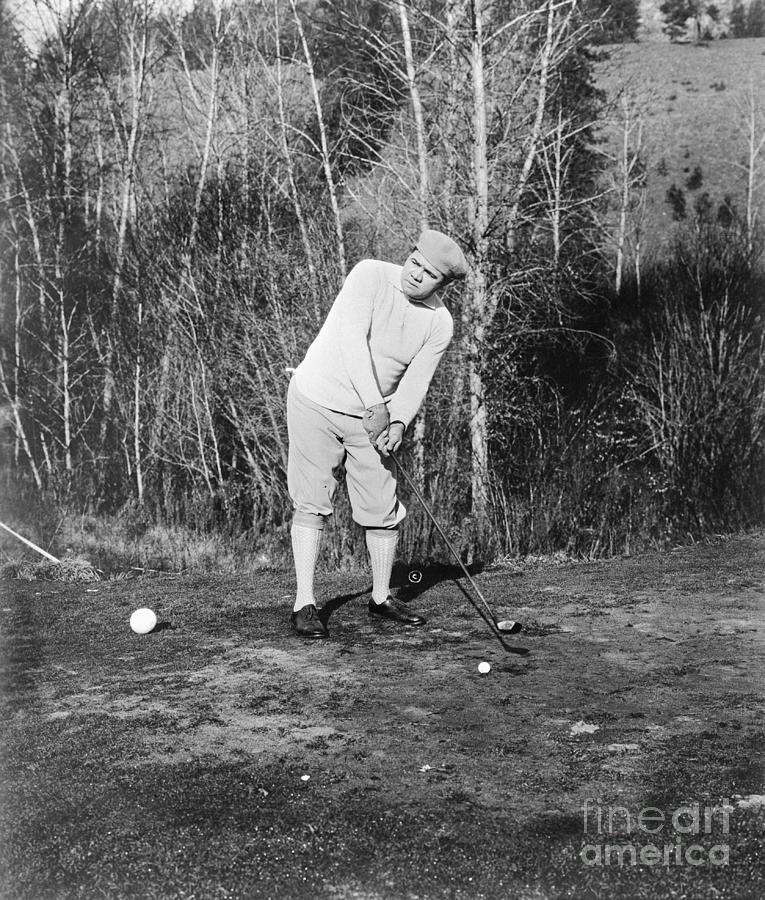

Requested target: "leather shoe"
[
  {"left": 291, "top": 604, "right": 329, "bottom": 638},
  {"left": 368, "top": 596, "right": 426, "bottom": 626}
]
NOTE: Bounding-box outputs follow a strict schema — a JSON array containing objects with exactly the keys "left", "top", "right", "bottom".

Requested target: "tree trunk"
[
  {"left": 468, "top": 0, "right": 490, "bottom": 525},
  {"left": 741, "top": 82, "right": 765, "bottom": 257},
  {"left": 133, "top": 298, "right": 144, "bottom": 503},
  {"left": 0, "top": 243, "right": 43, "bottom": 489},
  {"left": 273, "top": 0, "right": 320, "bottom": 320},
  {"left": 100, "top": 7, "right": 151, "bottom": 462},
  {"left": 398, "top": 0, "right": 430, "bottom": 484},
  {"left": 504, "top": 0, "right": 557, "bottom": 264},
  {"left": 615, "top": 92, "right": 632, "bottom": 294},
  {"left": 290, "top": 0, "right": 347, "bottom": 280}
]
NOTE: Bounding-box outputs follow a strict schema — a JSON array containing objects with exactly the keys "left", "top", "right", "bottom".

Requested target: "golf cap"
[{"left": 416, "top": 229, "right": 468, "bottom": 281}]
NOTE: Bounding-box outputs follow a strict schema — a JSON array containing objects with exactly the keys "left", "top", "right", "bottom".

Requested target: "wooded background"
[{"left": 1, "top": 0, "right": 764, "bottom": 566}]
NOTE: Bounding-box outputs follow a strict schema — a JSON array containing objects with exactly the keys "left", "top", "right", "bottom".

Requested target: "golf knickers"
[{"left": 287, "top": 378, "right": 406, "bottom": 528}]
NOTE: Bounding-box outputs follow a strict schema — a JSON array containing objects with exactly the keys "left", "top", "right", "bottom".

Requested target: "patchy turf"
[{"left": 1, "top": 533, "right": 764, "bottom": 899}]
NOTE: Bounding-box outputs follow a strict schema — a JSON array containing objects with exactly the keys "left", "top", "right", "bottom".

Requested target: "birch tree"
[
  {"left": 465, "top": 0, "right": 491, "bottom": 524},
  {"left": 1, "top": 0, "right": 103, "bottom": 487},
  {"left": 396, "top": 0, "right": 431, "bottom": 481},
  {"left": 310, "top": 0, "right": 598, "bottom": 539},
  {"left": 461, "top": 0, "right": 588, "bottom": 530},
  {"left": 735, "top": 80, "right": 765, "bottom": 257},
  {"left": 96, "top": 0, "right": 158, "bottom": 482},
  {"left": 289, "top": 0, "right": 347, "bottom": 279}
]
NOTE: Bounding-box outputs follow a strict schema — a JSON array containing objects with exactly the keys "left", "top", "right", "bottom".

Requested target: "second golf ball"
[
  {"left": 478, "top": 661, "right": 491, "bottom": 674},
  {"left": 130, "top": 607, "right": 157, "bottom": 634}
]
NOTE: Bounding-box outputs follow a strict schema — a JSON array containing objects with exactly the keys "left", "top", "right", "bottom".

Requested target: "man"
[{"left": 287, "top": 229, "right": 468, "bottom": 638}]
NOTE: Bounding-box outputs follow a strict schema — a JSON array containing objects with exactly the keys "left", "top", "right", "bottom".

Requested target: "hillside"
[{"left": 593, "top": 36, "right": 765, "bottom": 254}]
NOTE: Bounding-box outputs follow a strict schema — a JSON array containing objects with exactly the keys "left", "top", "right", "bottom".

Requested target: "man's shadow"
[
  {"left": 318, "top": 585, "right": 371, "bottom": 625},
  {"left": 318, "top": 561, "right": 468, "bottom": 626},
  {"left": 392, "top": 560, "right": 483, "bottom": 603},
  {"left": 318, "top": 561, "right": 528, "bottom": 654},
  {"left": 398, "top": 561, "right": 528, "bottom": 654}
]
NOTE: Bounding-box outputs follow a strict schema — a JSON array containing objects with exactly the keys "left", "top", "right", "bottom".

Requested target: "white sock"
[
  {"left": 291, "top": 517, "right": 323, "bottom": 612},
  {"left": 366, "top": 527, "right": 399, "bottom": 605}
]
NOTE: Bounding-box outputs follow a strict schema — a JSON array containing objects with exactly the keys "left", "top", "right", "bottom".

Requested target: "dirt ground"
[{"left": 1, "top": 533, "right": 764, "bottom": 899}]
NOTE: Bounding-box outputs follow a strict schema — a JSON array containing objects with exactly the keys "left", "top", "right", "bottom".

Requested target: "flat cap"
[{"left": 416, "top": 229, "right": 468, "bottom": 280}]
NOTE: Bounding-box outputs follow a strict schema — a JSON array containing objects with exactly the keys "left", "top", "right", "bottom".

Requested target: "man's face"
[{"left": 400, "top": 250, "right": 446, "bottom": 301}]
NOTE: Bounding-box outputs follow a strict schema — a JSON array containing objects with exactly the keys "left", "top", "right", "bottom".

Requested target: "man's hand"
[
  {"left": 376, "top": 422, "right": 405, "bottom": 457},
  {"left": 362, "top": 403, "right": 389, "bottom": 443}
]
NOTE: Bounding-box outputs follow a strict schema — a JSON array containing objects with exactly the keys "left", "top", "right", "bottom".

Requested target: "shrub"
[{"left": 628, "top": 224, "right": 765, "bottom": 537}]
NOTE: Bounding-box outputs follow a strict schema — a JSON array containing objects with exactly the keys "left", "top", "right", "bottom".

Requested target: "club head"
[{"left": 496, "top": 619, "right": 522, "bottom": 635}]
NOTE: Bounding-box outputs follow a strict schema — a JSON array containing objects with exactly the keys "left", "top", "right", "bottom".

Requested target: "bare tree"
[
  {"left": 0, "top": 206, "right": 44, "bottom": 489},
  {"left": 465, "top": 0, "right": 491, "bottom": 523},
  {"left": 735, "top": 79, "right": 765, "bottom": 257},
  {"left": 289, "top": 0, "right": 347, "bottom": 280},
  {"left": 588, "top": 87, "right": 648, "bottom": 296},
  {"left": 97, "top": 0, "right": 158, "bottom": 476},
  {"left": 397, "top": 0, "right": 432, "bottom": 481},
  {"left": 269, "top": 0, "right": 321, "bottom": 318},
  {"left": 0, "top": 0, "right": 106, "bottom": 486},
  {"left": 462, "top": 0, "right": 584, "bottom": 528},
  {"left": 397, "top": 0, "right": 429, "bottom": 231},
  {"left": 326, "top": 0, "right": 595, "bottom": 536}
]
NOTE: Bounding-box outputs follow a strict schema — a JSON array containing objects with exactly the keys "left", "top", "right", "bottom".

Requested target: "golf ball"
[
  {"left": 130, "top": 607, "right": 157, "bottom": 634},
  {"left": 478, "top": 661, "right": 491, "bottom": 674}
]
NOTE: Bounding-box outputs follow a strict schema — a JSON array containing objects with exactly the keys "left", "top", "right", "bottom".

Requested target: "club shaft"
[
  {"left": 0, "top": 521, "right": 60, "bottom": 562},
  {"left": 392, "top": 452, "right": 503, "bottom": 630}
]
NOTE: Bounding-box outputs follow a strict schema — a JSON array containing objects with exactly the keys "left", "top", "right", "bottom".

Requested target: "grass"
[
  {"left": 2, "top": 532, "right": 764, "bottom": 898},
  {"left": 0, "top": 556, "right": 101, "bottom": 582},
  {"left": 0, "top": 495, "right": 632, "bottom": 581},
  {"left": 0, "top": 511, "right": 281, "bottom": 578}
]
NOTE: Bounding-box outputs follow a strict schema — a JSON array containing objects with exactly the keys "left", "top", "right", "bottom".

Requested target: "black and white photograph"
[{"left": 1, "top": 1, "right": 764, "bottom": 897}]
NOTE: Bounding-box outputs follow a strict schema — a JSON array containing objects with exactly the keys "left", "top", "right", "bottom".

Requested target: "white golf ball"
[
  {"left": 130, "top": 607, "right": 157, "bottom": 634},
  {"left": 478, "top": 661, "right": 491, "bottom": 674}
]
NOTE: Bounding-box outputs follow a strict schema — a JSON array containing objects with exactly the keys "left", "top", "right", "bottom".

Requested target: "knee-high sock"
[
  {"left": 366, "top": 527, "right": 399, "bottom": 605},
  {"left": 291, "top": 513, "right": 324, "bottom": 612}
]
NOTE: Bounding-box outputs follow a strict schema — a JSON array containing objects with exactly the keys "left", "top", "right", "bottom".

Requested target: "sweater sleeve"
[
  {"left": 335, "top": 261, "right": 386, "bottom": 409},
  {"left": 387, "top": 311, "right": 453, "bottom": 428}
]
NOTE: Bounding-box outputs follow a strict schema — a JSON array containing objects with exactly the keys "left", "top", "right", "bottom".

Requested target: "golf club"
[{"left": 391, "top": 451, "right": 522, "bottom": 638}]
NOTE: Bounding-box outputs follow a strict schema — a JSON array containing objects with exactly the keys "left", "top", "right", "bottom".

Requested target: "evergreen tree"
[
  {"left": 585, "top": 0, "right": 640, "bottom": 43},
  {"left": 660, "top": 0, "right": 702, "bottom": 40},
  {"left": 686, "top": 166, "right": 703, "bottom": 191},
  {"left": 730, "top": 1, "right": 748, "bottom": 36},
  {"left": 667, "top": 184, "right": 687, "bottom": 220},
  {"left": 748, "top": 0, "right": 765, "bottom": 36}
]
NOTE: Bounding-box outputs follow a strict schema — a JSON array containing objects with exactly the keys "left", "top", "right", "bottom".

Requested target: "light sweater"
[{"left": 294, "top": 259, "right": 453, "bottom": 428}]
